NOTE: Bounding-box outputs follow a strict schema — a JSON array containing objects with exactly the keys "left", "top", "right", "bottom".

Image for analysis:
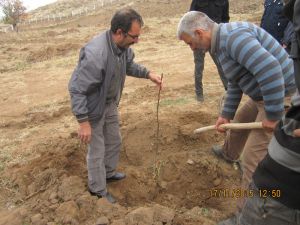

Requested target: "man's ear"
[
  {"left": 116, "top": 28, "right": 123, "bottom": 36},
  {"left": 194, "top": 29, "right": 203, "bottom": 39}
]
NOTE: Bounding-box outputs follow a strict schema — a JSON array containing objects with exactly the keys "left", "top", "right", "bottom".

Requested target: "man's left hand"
[
  {"left": 148, "top": 72, "right": 163, "bottom": 89},
  {"left": 262, "top": 119, "right": 278, "bottom": 132}
]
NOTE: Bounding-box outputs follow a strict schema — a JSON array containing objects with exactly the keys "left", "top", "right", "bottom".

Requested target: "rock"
[
  {"left": 31, "top": 214, "right": 43, "bottom": 224},
  {"left": 125, "top": 207, "right": 154, "bottom": 225},
  {"left": 154, "top": 222, "right": 163, "bottom": 225},
  {"left": 97, "top": 198, "right": 115, "bottom": 215},
  {"left": 0, "top": 208, "right": 26, "bottom": 225},
  {"left": 111, "top": 219, "right": 126, "bottom": 225},
  {"left": 159, "top": 181, "right": 168, "bottom": 189},
  {"left": 177, "top": 207, "right": 215, "bottom": 225},
  {"left": 50, "top": 198, "right": 59, "bottom": 204},
  {"left": 187, "top": 159, "right": 194, "bottom": 165},
  {"left": 47, "top": 222, "right": 56, "bottom": 225},
  {"left": 153, "top": 204, "right": 175, "bottom": 224},
  {"left": 183, "top": 206, "right": 202, "bottom": 219},
  {"left": 96, "top": 216, "right": 109, "bottom": 225},
  {"left": 55, "top": 201, "right": 79, "bottom": 225},
  {"left": 77, "top": 194, "right": 97, "bottom": 220},
  {"left": 49, "top": 192, "right": 58, "bottom": 200},
  {"left": 76, "top": 194, "right": 96, "bottom": 209},
  {"left": 57, "top": 176, "right": 85, "bottom": 201},
  {"left": 18, "top": 207, "right": 28, "bottom": 217},
  {"left": 213, "top": 178, "right": 222, "bottom": 186},
  {"left": 49, "top": 203, "right": 59, "bottom": 210}
]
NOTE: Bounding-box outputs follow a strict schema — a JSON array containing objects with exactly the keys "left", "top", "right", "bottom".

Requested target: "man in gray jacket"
[{"left": 68, "top": 8, "right": 162, "bottom": 203}]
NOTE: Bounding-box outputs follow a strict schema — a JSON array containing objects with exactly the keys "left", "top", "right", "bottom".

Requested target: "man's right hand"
[
  {"left": 215, "top": 116, "right": 230, "bottom": 133},
  {"left": 78, "top": 121, "right": 92, "bottom": 144},
  {"left": 294, "top": 129, "right": 300, "bottom": 137}
]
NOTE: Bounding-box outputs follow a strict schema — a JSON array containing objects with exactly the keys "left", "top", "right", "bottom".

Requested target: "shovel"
[{"left": 193, "top": 122, "right": 263, "bottom": 134}]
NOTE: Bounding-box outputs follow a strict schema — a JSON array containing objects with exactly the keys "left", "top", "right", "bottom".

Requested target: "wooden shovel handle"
[{"left": 193, "top": 122, "right": 263, "bottom": 134}]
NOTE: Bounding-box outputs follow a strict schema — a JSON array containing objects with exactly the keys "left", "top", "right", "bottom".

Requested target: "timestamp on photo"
[
  {"left": 209, "top": 188, "right": 254, "bottom": 198},
  {"left": 259, "top": 189, "right": 281, "bottom": 198}
]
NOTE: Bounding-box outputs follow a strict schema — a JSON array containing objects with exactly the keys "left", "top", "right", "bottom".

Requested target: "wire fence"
[{"left": 19, "top": 0, "right": 122, "bottom": 26}]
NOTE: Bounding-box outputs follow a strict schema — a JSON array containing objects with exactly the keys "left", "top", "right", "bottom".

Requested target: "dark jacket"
[
  {"left": 190, "top": 0, "right": 229, "bottom": 23},
  {"left": 261, "top": 0, "right": 289, "bottom": 44},
  {"left": 253, "top": 94, "right": 300, "bottom": 210},
  {"left": 282, "top": 21, "right": 295, "bottom": 53},
  {"left": 284, "top": 0, "right": 300, "bottom": 90}
]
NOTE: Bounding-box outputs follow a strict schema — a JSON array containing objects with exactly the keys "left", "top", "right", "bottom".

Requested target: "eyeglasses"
[{"left": 124, "top": 32, "right": 139, "bottom": 40}]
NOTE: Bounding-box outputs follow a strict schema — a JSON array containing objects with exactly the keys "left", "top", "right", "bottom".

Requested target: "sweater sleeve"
[
  {"left": 126, "top": 48, "right": 150, "bottom": 79},
  {"left": 221, "top": 82, "right": 243, "bottom": 119},
  {"left": 225, "top": 29, "right": 285, "bottom": 120}
]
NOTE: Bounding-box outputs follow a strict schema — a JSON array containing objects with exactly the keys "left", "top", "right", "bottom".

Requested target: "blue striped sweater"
[{"left": 211, "top": 22, "right": 296, "bottom": 120}]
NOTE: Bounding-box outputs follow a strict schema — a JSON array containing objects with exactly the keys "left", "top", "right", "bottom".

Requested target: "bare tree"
[{"left": 0, "top": 0, "right": 26, "bottom": 31}]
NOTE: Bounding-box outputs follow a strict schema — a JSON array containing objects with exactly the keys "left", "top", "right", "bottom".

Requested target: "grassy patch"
[{"left": 160, "top": 97, "right": 191, "bottom": 107}]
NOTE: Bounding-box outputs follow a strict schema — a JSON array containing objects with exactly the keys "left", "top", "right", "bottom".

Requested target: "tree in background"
[{"left": 0, "top": 0, "right": 26, "bottom": 31}]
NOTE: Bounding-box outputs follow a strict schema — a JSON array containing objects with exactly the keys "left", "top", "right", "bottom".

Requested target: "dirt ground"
[{"left": 0, "top": 0, "right": 263, "bottom": 224}]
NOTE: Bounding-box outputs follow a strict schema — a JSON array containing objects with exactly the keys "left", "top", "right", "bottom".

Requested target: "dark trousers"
[{"left": 193, "top": 49, "right": 228, "bottom": 97}]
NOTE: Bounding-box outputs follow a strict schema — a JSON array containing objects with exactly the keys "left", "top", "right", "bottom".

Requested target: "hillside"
[{"left": 0, "top": 0, "right": 263, "bottom": 225}]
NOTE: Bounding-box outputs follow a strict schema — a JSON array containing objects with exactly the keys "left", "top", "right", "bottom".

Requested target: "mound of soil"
[
  {"left": 0, "top": 106, "right": 240, "bottom": 225},
  {"left": 26, "top": 43, "right": 81, "bottom": 62}
]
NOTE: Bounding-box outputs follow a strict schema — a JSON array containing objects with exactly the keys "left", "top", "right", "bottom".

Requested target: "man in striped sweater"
[
  {"left": 223, "top": 0, "right": 300, "bottom": 224},
  {"left": 177, "top": 11, "right": 296, "bottom": 211}
]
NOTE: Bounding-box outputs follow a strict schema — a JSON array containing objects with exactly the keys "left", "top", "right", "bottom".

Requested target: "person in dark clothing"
[
  {"left": 282, "top": 21, "right": 295, "bottom": 53},
  {"left": 288, "top": 0, "right": 300, "bottom": 88},
  {"left": 189, "top": 0, "right": 229, "bottom": 102},
  {"left": 261, "top": 0, "right": 289, "bottom": 43},
  {"left": 261, "top": 0, "right": 295, "bottom": 54},
  {"left": 190, "top": 0, "right": 229, "bottom": 23}
]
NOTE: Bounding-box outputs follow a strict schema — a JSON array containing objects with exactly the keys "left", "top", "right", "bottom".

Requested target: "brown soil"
[{"left": 0, "top": 0, "right": 263, "bottom": 224}]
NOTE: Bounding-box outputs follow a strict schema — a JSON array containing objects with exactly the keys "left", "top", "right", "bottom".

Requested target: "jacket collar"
[
  {"left": 210, "top": 23, "right": 220, "bottom": 55},
  {"left": 107, "top": 30, "right": 124, "bottom": 57}
]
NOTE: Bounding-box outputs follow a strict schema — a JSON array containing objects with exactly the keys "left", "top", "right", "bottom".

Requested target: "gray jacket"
[{"left": 69, "top": 30, "right": 149, "bottom": 123}]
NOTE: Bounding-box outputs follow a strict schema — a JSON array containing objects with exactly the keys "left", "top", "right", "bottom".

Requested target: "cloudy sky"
[
  {"left": 1, "top": 0, "right": 57, "bottom": 18},
  {"left": 23, "top": 0, "right": 57, "bottom": 11}
]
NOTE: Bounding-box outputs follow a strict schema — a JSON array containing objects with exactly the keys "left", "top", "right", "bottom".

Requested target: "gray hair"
[{"left": 177, "top": 11, "right": 214, "bottom": 39}]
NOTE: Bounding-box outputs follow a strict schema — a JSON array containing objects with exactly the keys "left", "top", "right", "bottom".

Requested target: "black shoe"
[
  {"left": 106, "top": 172, "right": 126, "bottom": 183},
  {"left": 89, "top": 190, "right": 116, "bottom": 204}
]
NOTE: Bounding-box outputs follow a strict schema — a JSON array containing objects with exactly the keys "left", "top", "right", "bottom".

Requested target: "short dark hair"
[{"left": 110, "top": 8, "right": 144, "bottom": 34}]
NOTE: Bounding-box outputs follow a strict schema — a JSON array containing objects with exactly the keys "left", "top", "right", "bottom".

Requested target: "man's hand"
[
  {"left": 78, "top": 121, "right": 92, "bottom": 144},
  {"left": 215, "top": 116, "right": 230, "bottom": 133},
  {"left": 294, "top": 129, "right": 300, "bottom": 137},
  {"left": 262, "top": 119, "right": 278, "bottom": 132},
  {"left": 148, "top": 72, "right": 163, "bottom": 89}
]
